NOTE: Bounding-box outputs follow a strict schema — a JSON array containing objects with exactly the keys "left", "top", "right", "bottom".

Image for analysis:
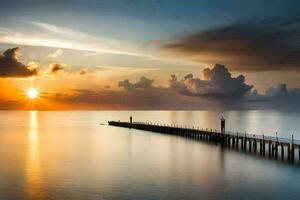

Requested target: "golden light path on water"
[{"left": 25, "top": 111, "right": 46, "bottom": 199}]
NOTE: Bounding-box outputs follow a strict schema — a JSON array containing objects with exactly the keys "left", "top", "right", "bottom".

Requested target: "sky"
[{"left": 0, "top": 0, "right": 300, "bottom": 110}]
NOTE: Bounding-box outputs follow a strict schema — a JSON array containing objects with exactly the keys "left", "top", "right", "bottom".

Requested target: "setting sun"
[{"left": 27, "top": 88, "right": 39, "bottom": 99}]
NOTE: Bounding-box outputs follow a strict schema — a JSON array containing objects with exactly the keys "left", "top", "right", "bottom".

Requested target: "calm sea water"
[{"left": 0, "top": 110, "right": 300, "bottom": 200}]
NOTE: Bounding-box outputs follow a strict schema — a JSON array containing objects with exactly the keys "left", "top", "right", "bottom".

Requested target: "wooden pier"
[{"left": 108, "top": 119, "right": 300, "bottom": 162}]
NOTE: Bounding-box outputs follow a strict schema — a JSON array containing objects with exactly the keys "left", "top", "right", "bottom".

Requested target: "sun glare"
[{"left": 27, "top": 88, "right": 39, "bottom": 99}]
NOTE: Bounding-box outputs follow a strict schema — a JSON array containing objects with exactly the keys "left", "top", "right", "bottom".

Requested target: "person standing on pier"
[{"left": 220, "top": 116, "right": 225, "bottom": 133}]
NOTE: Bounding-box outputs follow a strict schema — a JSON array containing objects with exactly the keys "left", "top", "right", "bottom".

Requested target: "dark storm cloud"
[
  {"left": 163, "top": 17, "right": 300, "bottom": 71},
  {"left": 170, "top": 64, "right": 253, "bottom": 98},
  {"left": 0, "top": 47, "right": 37, "bottom": 77}
]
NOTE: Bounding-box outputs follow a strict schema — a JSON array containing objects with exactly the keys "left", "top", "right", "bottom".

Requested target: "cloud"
[
  {"left": 202, "top": 68, "right": 211, "bottom": 80},
  {"left": 118, "top": 76, "right": 154, "bottom": 91},
  {"left": 37, "top": 63, "right": 300, "bottom": 110},
  {"left": 265, "top": 83, "right": 300, "bottom": 100},
  {"left": 0, "top": 21, "right": 150, "bottom": 58},
  {"left": 240, "top": 83, "right": 300, "bottom": 110},
  {"left": 78, "top": 68, "right": 87, "bottom": 75},
  {"left": 163, "top": 17, "right": 300, "bottom": 71},
  {"left": 170, "top": 63, "right": 253, "bottom": 98},
  {"left": 69, "top": 64, "right": 251, "bottom": 109},
  {"left": 49, "top": 63, "right": 64, "bottom": 74},
  {"left": 44, "top": 63, "right": 87, "bottom": 76},
  {"left": 55, "top": 83, "right": 300, "bottom": 111},
  {"left": 0, "top": 99, "right": 19, "bottom": 109},
  {"left": 48, "top": 49, "right": 63, "bottom": 58},
  {"left": 0, "top": 47, "right": 86, "bottom": 78},
  {"left": 0, "top": 21, "right": 208, "bottom": 69},
  {"left": 54, "top": 87, "right": 218, "bottom": 110},
  {"left": 0, "top": 47, "right": 37, "bottom": 77}
]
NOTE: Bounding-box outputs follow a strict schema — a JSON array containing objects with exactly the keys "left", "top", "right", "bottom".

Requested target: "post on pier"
[
  {"left": 281, "top": 144, "right": 284, "bottom": 160},
  {"left": 236, "top": 132, "right": 239, "bottom": 149},
  {"left": 269, "top": 140, "right": 271, "bottom": 156},
  {"left": 262, "top": 134, "right": 265, "bottom": 155},
  {"left": 291, "top": 134, "right": 295, "bottom": 161},
  {"left": 130, "top": 116, "right": 133, "bottom": 128},
  {"left": 220, "top": 116, "right": 225, "bottom": 133},
  {"left": 275, "top": 132, "right": 278, "bottom": 158}
]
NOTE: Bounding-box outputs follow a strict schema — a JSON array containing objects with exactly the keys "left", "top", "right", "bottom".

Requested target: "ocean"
[{"left": 0, "top": 111, "right": 300, "bottom": 200}]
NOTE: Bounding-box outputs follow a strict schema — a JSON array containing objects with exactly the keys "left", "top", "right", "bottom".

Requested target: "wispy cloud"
[
  {"left": 95, "top": 66, "right": 158, "bottom": 79},
  {"left": 0, "top": 21, "right": 203, "bottom": 70},
  {"left": 0, "top": 21, "right": 148, "bottom": 58}
]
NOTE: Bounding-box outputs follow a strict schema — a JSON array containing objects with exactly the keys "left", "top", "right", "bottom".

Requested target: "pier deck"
[{"left": 108, "top": 121, "right": 300, "bottom": 162}]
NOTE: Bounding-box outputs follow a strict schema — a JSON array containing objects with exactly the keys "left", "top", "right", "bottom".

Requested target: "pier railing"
[
  {"left": 133, "top": 121, "right": 300, "bottom": 145},
  {"left": 224, "top": 131, "right": 300, "bottom": 145},
  {"left": 108, "top": 121, "right": 300, "bottom": 162}
]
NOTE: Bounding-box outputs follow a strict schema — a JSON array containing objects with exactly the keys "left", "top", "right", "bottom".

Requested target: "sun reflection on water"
[{"left": 25, "top": 111, "right": 46, "bottom": 199}]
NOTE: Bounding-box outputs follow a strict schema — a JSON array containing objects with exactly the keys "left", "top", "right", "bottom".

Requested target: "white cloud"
[
  {"left": 170, "top": 64, "right": 253, "bottom": 98},
  {"left": 48, "top": 49, "right": 63, "bottom": 58}
]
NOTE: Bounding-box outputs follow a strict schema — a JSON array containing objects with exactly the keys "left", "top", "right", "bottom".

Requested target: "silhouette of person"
[{"left": 220, "top": 116, "right": 225, "bottom": 133}]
